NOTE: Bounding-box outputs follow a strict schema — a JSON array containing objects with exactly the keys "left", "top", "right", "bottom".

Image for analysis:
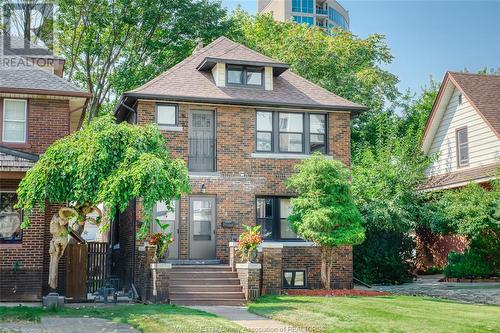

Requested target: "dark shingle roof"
[
  {"left": 449, "top": 72, "right": 500, "bottom": 137},
  {"left": 422, "top": 162, "right": 498, "bottom": 190},
  {"left": 0, "top": 51, "right": 89, "bottom": 97},
  {"left": 125, "top": 37, "right": 365, "bottom": 112}
]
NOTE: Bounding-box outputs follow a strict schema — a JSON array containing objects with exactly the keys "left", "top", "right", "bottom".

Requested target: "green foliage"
[
  {"left": 286, "top": 154, "right": 365, "bottom": 247},
  {"left": 16, "top": 115, "right": 190, "bottom": 238},
  {"left": 353, "top": 230, "right": 414, "bottom": 284},
  {"left": 231, "top": 12, "right": 399, "bottom": 151},
  {"left": 57, "top": 0, "right": 235, "bottom": 120},
  {"left": 444, "top": 251, "right": 494, "bottom": 278}
]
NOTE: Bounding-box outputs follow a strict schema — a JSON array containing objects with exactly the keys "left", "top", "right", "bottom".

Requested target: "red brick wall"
[
  {"left": 1, "top": 98, "right": 71, "bottom": 301},
  {"left": 132, "top": 101, "right": 353, "bottom": 288},
  {"left": 416, "top": 228, "right": 468, "bottom": 271}
]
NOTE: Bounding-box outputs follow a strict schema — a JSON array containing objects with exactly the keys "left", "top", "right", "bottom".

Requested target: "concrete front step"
[
  {"left": 170, "top": 292, "right": 245, "bottom": 300},
  {"left": 171, "top": 299, "right": 246, "bottom": 306},
  {"left": 170, "top": 271, "right": 238, "bottom": 279},
  {"left": 170, "top": 278, "right": 241, "bottom": 285},
  {"left": 171, "top": 265, "right": 231, "bottom": 271},
  {"left": 167, "top": 259, "right": 221, "bottom": 265},
  {"left": 170, "top": 285, "right": 243, "bottom": 292}
]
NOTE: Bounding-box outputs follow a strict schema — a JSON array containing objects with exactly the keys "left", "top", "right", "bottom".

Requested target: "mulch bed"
[{"left": 284, "top": 289, "right": 391, "bottom": 297}]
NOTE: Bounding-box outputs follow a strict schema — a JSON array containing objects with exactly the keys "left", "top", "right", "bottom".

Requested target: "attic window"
[
  {"left": 226, "top": 65, "right": 263, "bottom": 87},
  {"left": 458, "top": 94, "right": 463, "bottom": 104},
  {"left": 456, "top": 127, "right": 469, "bottom": 167}
]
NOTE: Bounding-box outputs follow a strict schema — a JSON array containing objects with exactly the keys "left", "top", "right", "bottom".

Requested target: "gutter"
[{"left": 121, "top": 92, "right": 367, "bottom": 114}]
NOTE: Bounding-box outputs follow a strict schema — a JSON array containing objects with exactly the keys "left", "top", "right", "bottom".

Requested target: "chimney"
[{"left": 192, "top": 39, "right": 204, "bottom": 55}]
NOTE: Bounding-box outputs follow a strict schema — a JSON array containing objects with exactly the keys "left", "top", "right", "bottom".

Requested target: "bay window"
[{"left": 255, "top": 111, "right": 327, "bottom": 154}]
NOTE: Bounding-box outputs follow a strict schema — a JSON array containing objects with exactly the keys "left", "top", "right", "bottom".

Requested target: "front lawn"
[
  {"left": 0, "top": 304, "right": 248, "bottom": 333},
  {"left": 248, "top": 295, "right": 500, "bottom": 333}
]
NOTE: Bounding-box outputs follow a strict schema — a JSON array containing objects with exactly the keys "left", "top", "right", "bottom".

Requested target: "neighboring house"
[
  {"left": 114, "top": 36, "right": 365, "bottom": 305},
  {"left": 418, "top": 71, "right": 500, "bottom": 269},
  {"left": 258, "top": 0, "right": 349, "bottom": 31},
  {"left": 0, "top": 53, "right": 90, "bottom": 301}
]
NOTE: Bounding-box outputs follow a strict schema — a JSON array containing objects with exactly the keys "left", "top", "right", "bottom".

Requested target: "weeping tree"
[
  {"left": 287, "top": 154, "right": 365, "bottom": 289},
  {"left": 15, "top": 115, "right": 190, "bottom": 289}
]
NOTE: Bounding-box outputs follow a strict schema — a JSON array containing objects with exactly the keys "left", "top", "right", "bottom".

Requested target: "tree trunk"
[{"left": 321, "top": 246, "right": 333, "bottom": 289}]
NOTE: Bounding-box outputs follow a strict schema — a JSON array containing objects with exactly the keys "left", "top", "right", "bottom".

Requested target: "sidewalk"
[{"left": 192, "top": 306, "right": 309, "bottom": 333}]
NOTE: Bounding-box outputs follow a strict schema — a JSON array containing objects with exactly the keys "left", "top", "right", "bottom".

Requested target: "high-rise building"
[{"left": 257, "top": 0, "right": 349, "bottom": 31}]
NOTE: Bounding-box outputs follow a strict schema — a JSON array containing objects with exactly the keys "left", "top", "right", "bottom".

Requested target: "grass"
[
  {"left": 248, "top": 295, "right": 500, "bottom": 333},
  {"left": 0, "top": 304, "right": 249, "bottom": 333}
]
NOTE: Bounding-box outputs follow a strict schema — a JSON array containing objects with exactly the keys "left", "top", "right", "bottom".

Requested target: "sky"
[{"left": 221, "top": 0, "right": 500, "bottom": 95}]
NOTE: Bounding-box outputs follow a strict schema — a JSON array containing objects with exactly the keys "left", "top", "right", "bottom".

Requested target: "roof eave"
[
  {"left": 121, "top": 92, "right": 367, "bottom": 114},
  {"left": 0, "top": 87, "right": 92, "bottom": 98}
]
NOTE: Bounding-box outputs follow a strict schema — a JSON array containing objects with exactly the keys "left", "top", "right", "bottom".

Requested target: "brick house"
[
  {"left": 115, "top": 37, "right": 366, "bottom": 304},
  {"left": 0, "top": 54, "right": 90, "bottom": 301},
  {"left": 417, "top": 72, "right": 500, "bottom": 270}
]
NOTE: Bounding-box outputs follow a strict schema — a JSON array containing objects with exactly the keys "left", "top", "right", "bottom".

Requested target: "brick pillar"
[
  {"left": 261, "top": 244, "right": 283, "bottom": 295},
  {"left": 236, "top": 262, "right": 261, "bottom": 300},
  {"left": 150, "top": 263, "right": 172, "bottom": 303},
  {"left": 135, "top": 245, "right": 156, "bottom": 302}
]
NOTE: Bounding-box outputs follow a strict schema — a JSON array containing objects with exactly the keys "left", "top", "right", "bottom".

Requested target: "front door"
[
  {"left": 189, "top": 110, "right": 215, "bottom": 172},
  {"left": 189, "top": 196, "right": 216, "bottom": 259},
  {"left": 153, "top": 201, "right": 179, "bottom": 259}
]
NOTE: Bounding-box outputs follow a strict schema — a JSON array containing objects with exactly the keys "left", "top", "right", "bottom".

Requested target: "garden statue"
[{"left": 48, "top": 208, "right": 72, "bottom": 289}]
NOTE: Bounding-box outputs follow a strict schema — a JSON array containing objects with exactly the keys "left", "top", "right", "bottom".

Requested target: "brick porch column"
[
  {"left": 235, "top": 262, "right": 261, "bottom": 300},
  {"left": 135, "top": 245, "right": 156, "bottom": 302},
  {"left": 150, "top": 263, "right": 172, "bottom": 303},
  {"left": 260, "top": 243, "right": 283, "bottom": 295}
]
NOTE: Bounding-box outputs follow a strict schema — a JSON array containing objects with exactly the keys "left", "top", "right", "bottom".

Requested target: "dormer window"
[{"left": 226, "top": 65, "right": 263, "bottom": 87}]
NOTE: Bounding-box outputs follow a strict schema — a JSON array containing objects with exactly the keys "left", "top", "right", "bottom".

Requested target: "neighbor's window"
[
  {"left": 0, "top": 192, "right": 22, "bottom": 244},
  {"left": 256, "top": 196, "right": 300, "bottom": 241},
  {"left": 2, "top": 99, "right": 27, "bottom": 143},
  {"left": 226, "top": 65, "right": 263, "bottom": 87},
  {"left": 255, "top": 111, "right": 327, "bottom": 154},
  {"left": 156, "top": 104, "right": 178, "bottom": 126},
  {"left": 456, "top": 127, "right": 469, "bottom": 167},
  {"left": 283, "top": 270, "right": 306, "bottom": 289}
]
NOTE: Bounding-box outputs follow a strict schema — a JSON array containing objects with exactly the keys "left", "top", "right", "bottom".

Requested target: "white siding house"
[{"left": 422, "top": 72, "right": 500, "bottom": 190}]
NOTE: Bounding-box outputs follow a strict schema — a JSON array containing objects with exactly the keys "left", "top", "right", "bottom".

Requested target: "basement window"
[{"left": 283, "top": 270, "right": 306, "bottom": 289}]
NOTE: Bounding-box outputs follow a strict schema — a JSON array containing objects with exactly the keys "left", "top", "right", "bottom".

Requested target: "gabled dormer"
[{"left": 196, "top": 57, "right": 289, "bottom": 91}]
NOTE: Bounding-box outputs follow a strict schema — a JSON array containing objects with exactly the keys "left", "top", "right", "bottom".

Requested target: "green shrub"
[{"left": 444, "top": 251, "right": 494, "bottom": 278}]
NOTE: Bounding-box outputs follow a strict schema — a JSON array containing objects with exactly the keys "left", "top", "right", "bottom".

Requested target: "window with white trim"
[
  {"left": 3, "top": 99, "right": 27, "bottom": 143},
  {"left": 0, "top": 192, "right": 22, "bottom": 244},
  {"left": 456, "top": 127, "right": 469, "bottom": 167},
  {"left": 156, "top": 104, "right": 178, "bottom": 126}
]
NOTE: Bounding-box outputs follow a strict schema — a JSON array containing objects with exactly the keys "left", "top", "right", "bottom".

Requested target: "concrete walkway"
[
  {"left": 0, "top": 317, "right": 139, "bottom": 333},
  {"left": 192, "top": 306, "right": 309, "bottom": 333},
  {"left": 372, "top": 274, "right": 500, "bottom": 305}
]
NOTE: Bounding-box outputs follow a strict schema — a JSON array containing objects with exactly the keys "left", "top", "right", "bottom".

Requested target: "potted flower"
[
  {"left": 149, "top": 231, "right": 174, "bottom": 262},
  {"left": 238, "top": 225, "right": 262, "bottom": 263}
]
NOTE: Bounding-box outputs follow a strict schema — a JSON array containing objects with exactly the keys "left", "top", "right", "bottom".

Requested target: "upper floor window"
[
  {"left": 256, "top": 111, "right": 327, "bottom": 154},
  {"left": 156, "top": 104, "right": 178, "bottom": 126},
  {"left": 2, "top": 99, "right": 27, "bottom": 143},
  {"left": 226, "top": 65, "right": 263, "bottom": 87},
  {"left": 293, "top": 16, "right": 314, "bottom": 26},
  {"left": 456, "top": 127, "right": 469, "bottom": 167},
  {"left": 0, "top": 192, "right": 22, "bottom": 244}
]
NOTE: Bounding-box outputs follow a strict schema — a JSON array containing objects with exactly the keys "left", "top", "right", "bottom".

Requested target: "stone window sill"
[
  {"left": 158, "top": 125, "right": 183, "bottom": 132},
  {"left": 251, "top": 153, "right": 332, "bottom": 160},
  {"left": 0, "top": 243, "right": 23, "bottom": 249}
]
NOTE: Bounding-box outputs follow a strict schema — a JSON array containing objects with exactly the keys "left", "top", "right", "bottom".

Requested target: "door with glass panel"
[
  {"left": 189, "top": 110, "right": 215, "bottom": 172},
  {"left": 189, "top": 197, "right": 216, "bottom": 259},
  {"left": 153, "top": 201, "right": 179, "bottom": 259}
]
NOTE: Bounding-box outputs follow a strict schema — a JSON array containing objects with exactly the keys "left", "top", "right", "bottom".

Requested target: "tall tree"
[
  {"left": 231, "top": 12, "right": 400, "bottom": 151},
  {"left": 56, "top": 0, "right": 234, "bottom": 121},
  {"left": 287, "top": 154, "right": 365, "bottom": 289}
]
